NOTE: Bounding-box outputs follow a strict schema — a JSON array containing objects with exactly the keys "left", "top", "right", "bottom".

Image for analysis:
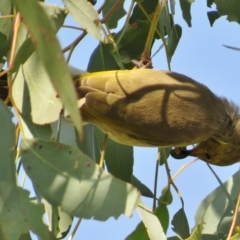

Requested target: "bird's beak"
[{"left": 170, "top": 147, "right": 191, "bottom": 159}]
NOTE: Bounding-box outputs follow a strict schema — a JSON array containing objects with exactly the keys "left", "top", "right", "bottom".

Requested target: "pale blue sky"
[{"left": 32, "top": 0, "right": 240, "bottom": 239}]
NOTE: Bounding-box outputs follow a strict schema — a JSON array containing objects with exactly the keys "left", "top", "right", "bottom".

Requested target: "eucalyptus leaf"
[
  {"left": 0, "top": 100, "right": 55, "bottom": 240},
  {"left": 179, "top": 0, "right": 194, "bottom": 27},
  {"left": 215, "top": 0, "right": 240, "bottom": 24},
  {"left": 63, "top": 0, "right": 108, "bottom": 42},
  {"left": 137, "top": 202, "right": 167, "bottom": 240},
  {"left": 12, "top": 0, "right": 82, "bottom": 134},
  {"left": 171, "top": 208, "right": 190, "bottom": 239},
  {"left": 21, "top": 138, "right": 141, "bottom": 220},
  {"left": 102, "top": 0, "right": 126, "bottom": 29},
  {"left": 194, "top": 171, "right": 239, "bottom": 235}
]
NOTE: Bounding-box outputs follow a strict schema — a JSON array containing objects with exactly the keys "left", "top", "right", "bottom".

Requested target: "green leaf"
[
  {"left": 43, "top": 200, "right": 73, "bottom": 239},
  {"left": 12, "top": 24, "right": 62, "bottom": 125},
  {"left": 125, "top": 221, "right": 148, "bottom": 240},
  {"left": 207, "top": 0, "right": 215, "bottom": 7},
  {"left": 215, "top": 0, "right": 240, "bottom": 24},
  {"left": 129, "top": 0, "right": 159, "bottom": 25},
  {"left": 113, "top": 21, "right": 154, "bottom": 67},
  {"left": 194, "top": 171, "right": 239, "bottom": 235},
  {"left": 63, "top": 0, "right": 108, "bottom": 42},
  {"left": 0, "top": 100, "right": 55, "bottom": 240},
  {"left": 186, "top": 222, "right": 204, "bottom": 240},
  {"left": 102, "top": 0, "right": 126, "bottom": 29},
  {"left": 126, "top": 202, "right": 168, "bottom": 240},
  {"left": 87, "top": 43, "right": 120, "bottom": 72},
  {"left": 179, "top": 0, "right": 194, "bottom": 27},
  {"left": 171, "top": 208, "right": 190, "bottom": 239},
  {"left": 159, "top": 186, "right": 173, "bottom": 205},
  {"left": 12, "top": 2, "right": 68, "bottom": 73},
  {"left": 158, "top": 5, "right": 172, "bottom": 37},
  {"left": 217, "top": 200, "right": 240, "bottom": 239},
  {"left": 20, "top": 114, "right": 52, "bottom": 140},
  {"left": 12, "top": 0, "right": 82, "bottom": 134},
  {"left": 207, "top": 11, "right": 220, "bottom": 26},
  {"left": 21, "top": 138, "right": 141, "bottom": 220},
  {"left": 131, "top": 175, "right": 154, "bottom": 198},
  {"left": 137, "top": 202, "right": 167, "bottom": 240},
  {"left": 155, "top": 203, "right": 169, "bottom": 233},
  {"left": 168, "top": 24, "right": 182, "bottom": 62}
]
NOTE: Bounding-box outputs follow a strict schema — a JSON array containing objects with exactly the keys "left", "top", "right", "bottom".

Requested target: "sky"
[{"left": 32, "top": 0, "right": 240, "bottom": 239}]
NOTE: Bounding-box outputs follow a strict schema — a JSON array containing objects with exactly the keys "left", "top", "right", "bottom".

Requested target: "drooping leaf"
[
  {"left": 102, "top": 0, "right": 126, "bottom": 29},
  {"left": 12, "top": 2, "right": 68, "bottom": 73},
  {"left": 21, "top": 138, "right": 141, "bottom": 220},
  {"left": 159, "top": 186, "right": 173, "bottom": 205},
  {"left": 155, "top": 202, "right": 169, "bottom": 233},
  {"left": 215, "top": 0, "right": 240, "bottom": 24},
  {"left": 168, "top": 24, "right": 182, "bottom": 62},
  {"left": 63, "top": 0, "right": 108, "bottom": 42},
  {"left": 207, "top": 11, "right": 220, "bottom": 26},
  {"left": 12, "top": 0, "right": 82, "bottom": 134},
  {"left": 137, "top": 202, "right": 167, "bottom": 240},
  {"left": 179, "top": 0, "right": 194, "bottom": 27},
  {"left": 171, "top": 208, "right": 190, "bottom": 239},
  {"left": 131, "top": 175, "right": 154, "bottom": 198}
]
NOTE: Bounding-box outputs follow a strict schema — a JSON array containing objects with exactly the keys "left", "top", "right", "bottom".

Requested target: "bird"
[{"left": 73, "top": 68, "right": 240, "bottom": 166}]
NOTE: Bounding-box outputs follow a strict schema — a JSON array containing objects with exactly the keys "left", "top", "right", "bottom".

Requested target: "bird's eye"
[{"left": 205, "top": 152, "right": 211, "bottom": 160}]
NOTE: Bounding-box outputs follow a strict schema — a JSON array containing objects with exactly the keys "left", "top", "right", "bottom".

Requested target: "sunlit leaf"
[
  {"left": 63, "top": 0, "right": 108, "bottom": 42},
  {"left": 186, "top": 222, "right": 204, "bottom": 240},
  {"left": 194, "top": 171, "right": 239, "bottom": 235},
  {"left": 21, "top": 138, "right": 141, "bottom": 220},
  {"left": 0, "top": 100, "right": 55, "bottom": 240},
  {"left": 137, "top": 202, "right": 167, "bottom": 240},
  {"left": 12, "top": 0, "right": 82, "bottom": 134}
]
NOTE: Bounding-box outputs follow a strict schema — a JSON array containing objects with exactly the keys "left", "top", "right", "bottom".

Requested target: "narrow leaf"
[
  {"left": 137, "top": 202, "right": 167, "bottom": 240},
  {"left": 179, "top": 0, "right": 194, "bottom": 27},
  {"left": 12, "top": 0, "right": 82, "bottom": 134}
]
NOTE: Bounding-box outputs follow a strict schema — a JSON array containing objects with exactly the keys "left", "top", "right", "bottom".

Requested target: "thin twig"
[
  {"left": 62, "top": 25, "right": 85, "bottom": 31},
  {"left": 68, "top": 218, "right": 82, "bottom": 240},
  {"left": 207, "top": 163, "right": 235, "bottom": 210},
  {"left": 62, "top": 31, "right": 87, "bottom": 53},
  {"left": 164, "top": 154, "right": 184, "bottom": 208},
  {"left": 100, "top": 0, "right": 124, "bottom": 23}
]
